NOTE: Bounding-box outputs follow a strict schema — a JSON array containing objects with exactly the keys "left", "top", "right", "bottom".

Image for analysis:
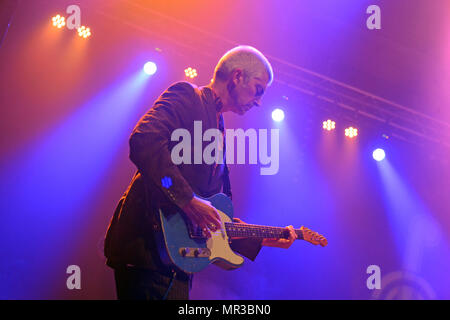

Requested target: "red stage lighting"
[
  {"left": 323, "top": 119, "right": 336, "bottom": 131},
  {"left": 52, "top": 15, "right": 65, "bottom": 29},
  {"left": 77, "top": 26, "right": 91, "bottom": 38},
  {"left": 345, "top": 127, "right": 358, "bottom": 138},
  {"left": 184, "top": 67, "right": 198, "bottom": 79}
]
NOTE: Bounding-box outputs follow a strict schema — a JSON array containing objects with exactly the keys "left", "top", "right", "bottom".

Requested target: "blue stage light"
[
  {"left": 272, "top": 108, "right": 285, "bottom": 122},
  {"left": 143, "top": 62, "right": 157, "bottom": 75},
  {"left": 373, "top": 148, "right": 386, "bottom": 161}
]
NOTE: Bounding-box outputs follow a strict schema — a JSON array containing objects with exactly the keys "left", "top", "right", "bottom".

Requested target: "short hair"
[{"left": 213, "top": 45, "right": 274, "bottom": 86}]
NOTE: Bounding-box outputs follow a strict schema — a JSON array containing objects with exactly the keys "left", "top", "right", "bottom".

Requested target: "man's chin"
[
  {"left": 231, "top": 106, "right": 246, "bottom": 116},
  {"left": 238, "top": 105, "right": 251, "bottom": 115}
]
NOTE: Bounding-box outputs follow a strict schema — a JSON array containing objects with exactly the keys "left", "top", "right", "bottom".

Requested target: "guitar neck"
[{"left": 225, "top": 222, "right": 304, "bottom": 240}]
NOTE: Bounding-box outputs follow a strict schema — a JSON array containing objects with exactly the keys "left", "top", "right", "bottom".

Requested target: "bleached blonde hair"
[{"left": 213, "top": 45, "right": 274, "bottom": 86}]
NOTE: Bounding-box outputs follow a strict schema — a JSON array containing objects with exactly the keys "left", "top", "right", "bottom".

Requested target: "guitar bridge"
[{"left": 178, "top": 247, "right": 211, "bottom": 258}]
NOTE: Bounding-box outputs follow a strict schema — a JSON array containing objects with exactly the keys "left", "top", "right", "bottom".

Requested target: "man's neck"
[{"left": 209, "top": 81, "right": 231, "bottom": 113}]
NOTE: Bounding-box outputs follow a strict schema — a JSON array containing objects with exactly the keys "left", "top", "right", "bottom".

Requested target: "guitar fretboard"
[{"left": 224, "top": 222, "right": 304, "bottom": 240}]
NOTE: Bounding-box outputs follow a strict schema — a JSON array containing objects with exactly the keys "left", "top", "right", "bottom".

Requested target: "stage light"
[
  {"left": 373, "top": 148, "right": 386, "bottom": 161},
  {"left": 143, "top": 62, "right": 157, "bottom": 75},
  {"left": 52, "top": 15, "right": 65, "bottom": 29},
  {"left": 345, "top": 127, "right": 358, "bottom": 138},
  {"left": 272, "top": 108, "right": 285, "bottom": 122},
  {"left": 77, "top": 26, "right": 91, "bottom": 38},
  {"left": 323, "top": 119, "right": 336, "bottom": 131},
  {"left": 184, "top": 67, "right": 198, "bottom": 79}
]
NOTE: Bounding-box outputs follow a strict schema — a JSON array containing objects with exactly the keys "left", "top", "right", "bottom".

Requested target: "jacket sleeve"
[{"left": 129, "top": 82, "right": 196, "bottom": 209}]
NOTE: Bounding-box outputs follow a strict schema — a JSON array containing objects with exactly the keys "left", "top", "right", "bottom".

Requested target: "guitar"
[{"left": 157, "top": 193, "right": 327, "bottom": 274}]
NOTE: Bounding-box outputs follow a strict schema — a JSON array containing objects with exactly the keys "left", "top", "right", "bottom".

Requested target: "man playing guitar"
[{"left": 104, "top": 46, "right": 325, "bottom": 300}]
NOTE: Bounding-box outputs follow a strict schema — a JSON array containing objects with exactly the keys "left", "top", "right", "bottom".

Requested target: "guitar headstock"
[{"left": 300, "top": 226, "right": 328, "bottom": 247}]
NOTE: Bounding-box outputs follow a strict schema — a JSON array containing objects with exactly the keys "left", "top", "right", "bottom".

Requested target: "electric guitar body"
[{"left": 158, "top": 193, "right": 242, "bottom": 273}]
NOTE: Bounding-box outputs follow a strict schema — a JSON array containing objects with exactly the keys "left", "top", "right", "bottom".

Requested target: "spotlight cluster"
[
  {"left": 345, "top": 127, "right": 358, "bottom": 138},
  {"left": 77, "top": 26, "right": 91, "bottom": 38},
  {"left": 184, "top": 67, "right": 198, "bottom": 79},
  {"left": 323, "top": 119, "right": 358, "bottom": 138},
  {"left": 322, "top": 119, "right": 336, "bottom": 131},
  {"left": 52, "top": 15, "right": 66, "bottom": 28}
]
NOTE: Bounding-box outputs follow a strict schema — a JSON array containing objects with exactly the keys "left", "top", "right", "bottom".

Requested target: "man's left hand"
[
  {"left": 232, "top": 218, "right": 297, "bottom": 249},
  {"left": 261, "top": 225, "right": 297, "bottom": 249}
]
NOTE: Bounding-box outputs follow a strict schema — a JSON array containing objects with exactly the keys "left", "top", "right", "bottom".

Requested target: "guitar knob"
[
  {"left": 193, "top": 249, "right": 199, "bottom": 257},
  {"left": 180, "top": 248, "right": 187, "bottom": 257}
]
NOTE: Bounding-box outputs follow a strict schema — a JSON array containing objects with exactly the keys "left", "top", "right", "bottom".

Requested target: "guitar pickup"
[{"left": 178, "top": 247, "right": 211, "bottom": 258}]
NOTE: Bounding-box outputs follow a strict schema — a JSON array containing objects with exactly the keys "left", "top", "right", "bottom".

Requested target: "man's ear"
[{"left": 231, "top": 69, "right": 243, "bottom": 85}]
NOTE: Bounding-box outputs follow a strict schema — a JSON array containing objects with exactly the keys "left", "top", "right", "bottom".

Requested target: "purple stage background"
[{"left": 0, "top": 0, "right": 449, "bottom": 299}]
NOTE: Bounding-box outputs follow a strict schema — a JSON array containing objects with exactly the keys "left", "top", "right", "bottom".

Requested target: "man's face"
[{"left": 227, "top": 69, "right": 269, "bottom": 115}]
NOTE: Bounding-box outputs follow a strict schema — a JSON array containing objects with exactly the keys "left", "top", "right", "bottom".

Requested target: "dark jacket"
[{"left": 104, "top": 82, "right": 262, "bottom": 272}]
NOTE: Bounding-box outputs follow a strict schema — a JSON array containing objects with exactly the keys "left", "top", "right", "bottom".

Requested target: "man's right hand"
[{"left": 181, "top": 196, "right": 222, "bottom": 238}]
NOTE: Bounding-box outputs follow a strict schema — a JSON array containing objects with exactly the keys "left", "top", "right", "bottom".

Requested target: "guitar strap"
[
  {"left": 218, "top": 113, "right": 232, "bottom": 200},
  {"left": 223, "top": 163, "right": 232, "bottom": 199}
]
